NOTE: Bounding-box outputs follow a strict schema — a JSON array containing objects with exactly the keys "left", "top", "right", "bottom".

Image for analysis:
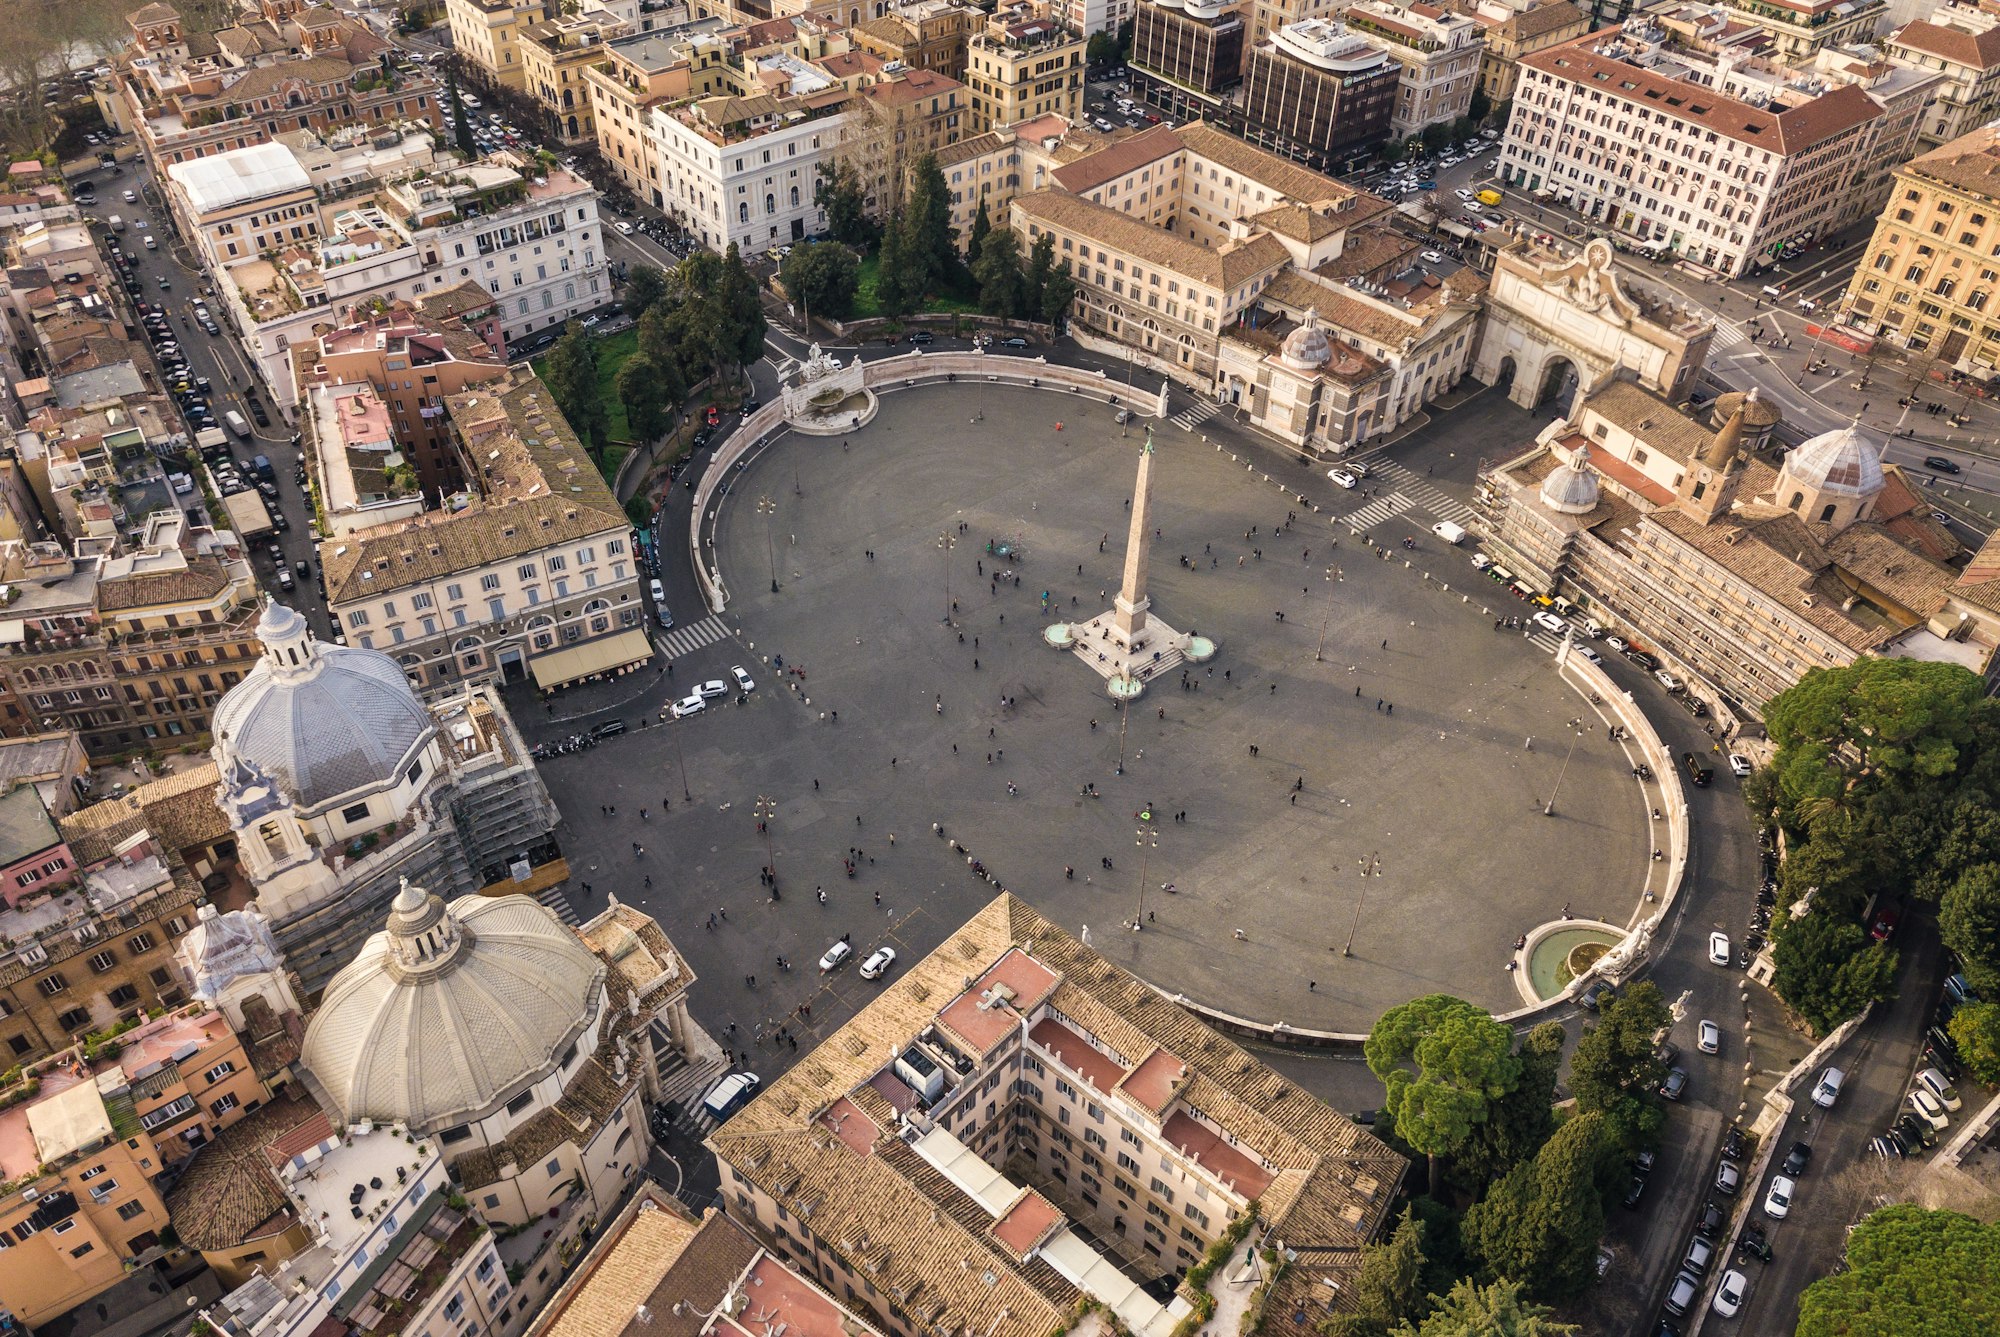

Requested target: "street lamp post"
[
  {"left": 937, "top": 531, "right": 956, "bottom": 625},
  {"left": 671, "top": 716, "right": 692, "bottom": 802},
  {"left": 1314, "top": 565, "right": 1342, "bottom": 662},
  {"left": 1133, "top": 820, "right": 1157, "bottom": 930},
  {"left": 1543, "top": 716, "right": 1588, "bottom": 817},
  {"left": 754, "top": 794, "right": 778, "bottom": 883},
  {"left": 758, "top": 496, "right": 779, "bottom": 593},
  {"left": 1115, "top": 699, "right": 1130, "bottom": 776},
  {"left": 1344, "top": 851, "right": 1379, "bottom": 958}
]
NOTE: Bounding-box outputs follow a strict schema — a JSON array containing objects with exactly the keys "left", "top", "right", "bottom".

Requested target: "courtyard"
[{"left": 538, "top": 381, "right": 1656, "bottom": 1048}]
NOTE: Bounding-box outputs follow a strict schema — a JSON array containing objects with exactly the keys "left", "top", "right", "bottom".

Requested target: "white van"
[
  {"left": 1431, "top": 520, "right": 1467, "bottom": 545},
  {"left": 701, "top": 1071, "right": 761, "bottom": 1122},
  {"left": 224, "top": 409, "right": 251, "bottom": 438},
  {"left": 1811, "top": 1067, "right": 1845, "bottom": 1108}
]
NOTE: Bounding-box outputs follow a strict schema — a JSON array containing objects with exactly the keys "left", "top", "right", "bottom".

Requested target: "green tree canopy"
[
  {"left": 1461, "top": 1112, "right": 1609, "bottom": 1302},
  {"left": 1453, "top": 1021, "right": 1564, "bottom": 1189},
  {"left": 717, "top": 243, "right": 768, "bottom": 375},
  {"left": 1797, "top": 1204, "right": 2000, "bottom": 1336},
  {"left": 972, "top": 225, "right": 1027, "bottom": 318},
  {"left": 875, "top": 212, "right": 917, "bottom": 318},
  {"left": 1942, "top": 865, "right": 2000, "bottom": 998},
  {"left": 779, "top": 242, "right": 860, "bottom": 320},
  {"left": 1391, "top": 1278, "right": 1575, "bottom": 1337},
  {"left": 1086, "top": 30, "right": 1119, "bottom": 66},
  {"left": 815, "top": 158, "right": 873, "bottom": 246},
  {"left": 1365, "top": 995, "right": 1520, "bottom": 1187},
  {"left": 1770, "top": 910, "right": 1897, "bottom": 1037},
  {"left": 543, "top": 322, "right": 608, "bottom": 458},
  {"left": 1038, "top": 259, "right": 1078, "bottom": 327},
  {"left": 1764, "top": 660, "right": 1986, "bottom": 815},
  {"left": 622, "top": 263, "right": 669, "bottom": 321},
  {"left": 903, "top": 152, "right": 956, "bottom": 296},
  {"left": 1347, "top": 1208, "right": 1425, "bottom": 1334},
  {"left": 615, "top": 354, "right": 671, "bottom": 442},
  {"left": 1947, "top": 1001, "right": 2000, "bottom": 1086},
  {"left": 968, "top": 200, "right": 993, "bottom": 259},
  {"left": 1567, "top": 981, "right": 1668, "bottom": 1151},
  {"left": 447, "top": 68, "right": 476, "bottom": 157}
]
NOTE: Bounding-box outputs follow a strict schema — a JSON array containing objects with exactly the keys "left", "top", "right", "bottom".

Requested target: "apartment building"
[
  {"left": 1715, "top": 0, "right": 1886, "bottom": 62},
  {"left": 1130, "top": 0, "right": 1248, "bottom": 123},
  {"left": 0, "top": 785, "right": 73, "bottom": 908},
  {"left": 933, "top": 114, "right": 1067, "bottom": 247},
  {"left": 965, "top": 13, "right": 1086, "bottom": 132},
  {"left": 866, "top": 69, "right": 970, "bottom": 201},
  {"left": 1886, "top": 18, "right": 2000, "bottom": 149},
  {"left": 0, "top": 834, "right": 203, "bottom": 1068},
  {"left": 653, "top": 84, "right": 861, "bottom": 253},
  {"left": 586, "top": 24, "right": 742, "bottom": 206},
  {"left": 1239, "top": 19, "right": 1400, "bottom": 171},
  {"left": 162, "top": 142, "right": 321, "bottom": 272},
  {"left": 320, "top": 369, "right": 649, "bottom": 696},
  {"left": 1502, "top": 22, "right": 1935, "bottom": 276},
  {"left": 111, "top": 5, "right": 440, "bottom": 171},
  {"left": 446, "top": 0, "right": 554, "bottom": 91},
  {"left": 290, "top": 304, "right": 510, "bottom": 500},
  {"left": 1843, "top": 125, "right": 2000, "bottom": 369},
  {"left": 708, "top": 895, "right": 1405, "bottom": 1337},
  {"left": 1343, "top": 0, "right": 1482, "bottom": 139},
  {"left": 521, "top": 13, "right": 632, "bottom": 144},
  {"left": 1468, "top": 0, "right": 1588, "bottom": 104},
  {"left": 853, "top": 0, "right": 981, "bottom": 76}
]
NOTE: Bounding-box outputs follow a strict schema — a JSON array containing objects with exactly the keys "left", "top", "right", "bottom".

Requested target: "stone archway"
[
  {"left": 1495, "top": 356, "right": 1518, "bottom": 395},
  {"left": 1537, "top": 356, "right": 1579, "bottom": 411}
]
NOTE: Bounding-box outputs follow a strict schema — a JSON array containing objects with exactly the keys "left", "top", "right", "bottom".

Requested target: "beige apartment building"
[
  {"left": 162, "top": 142, "right": 321, "bottom": 272},
  {"left": 1886, "top": 18, "right": 2000, "bottom": 149},
  {"left": 708, "top": 895, "right": 1405, "bottom": 1337},
  {"left": 446, "top": 0, "right": 554, "bottom": 90},
  {"left": 1717, "top": 0, "right": 1885, "bottom": 62},
  {"left": 966, "top": 14, "right": 1085, "bottom": 132},
  {"left": 521, "top": 13, "right": 630, "bottom": 144},
  {"left": 1469, "top": 0, "right": 1587, "bottom": 105},
  {"left": 1843, "top": 124, "right": 2000, "bottom": 370},
  {"left": 319, "top": 368, "right": 651, "bottom": 696},
  {"left": 1343, "top": 0, "right": 1483, "bottom": 139},
  {"left": 586, "top": 25, "right": 741, "bottom": 205}
]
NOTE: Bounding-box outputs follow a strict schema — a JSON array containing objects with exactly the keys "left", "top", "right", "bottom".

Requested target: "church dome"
[
  {"left": 300, "top": 883, "right": 607, "bottom": 1131},
  {"left": 1784, "top": 424, "right": 1884, "bottom": 498},
  {"left": 210, "top": 600, "right": 435, "bottom": 809},
  {"left": 1541, "top": 443, "right": 1601, "bottom": 514},
  {"left": 1279, "top": 310, "right": 1332, "bottom": 371}
]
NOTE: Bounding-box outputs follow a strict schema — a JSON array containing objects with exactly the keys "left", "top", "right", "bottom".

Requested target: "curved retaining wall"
[{"left": 687, "top": 350, "right": 1160, "bottom": 614}]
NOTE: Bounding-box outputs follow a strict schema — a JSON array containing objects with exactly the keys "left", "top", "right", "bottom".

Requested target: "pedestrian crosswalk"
[
  {"left": 536, "top": 885, "right": 581, "bottom": 928},
  {"left": 1710, "top": 320, "right": 1748, "bottom": 351},
  {"left": 1332, "top": 489, "right": 1417, "bottom": 532},
  {"left": 1171, "top": 400, "right": 1220, "bottom": 431},
  {"left": 657, "top": 614, "right": 730, "bottom": 660},
  {"left": 1369, "top": 460, "right": 1481, "bottom": 529}
]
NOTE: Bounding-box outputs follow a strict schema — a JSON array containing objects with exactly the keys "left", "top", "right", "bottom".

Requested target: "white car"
[
  {"left": 1654, "top": 668, "right": 1684, "bottom": 692},
  {"left": 670, "top": 693, "right": 706, "bottom": 719},
  {"left": 1763, "top": 1175, "right": 1795, "bottom": 1219},
  {"left": 819, "top": 940, "right": 853, "bottom": 973},
  {"left": 615, "top": 221, "right": 634, "bottom": 234},
  {"left": 1328, "top": 468, "right": 1358, "bottom": 489},
  {"left": 1455, "top": 188, "right": 1475, "bottom": 200},
  {"left": 1531, "top": 610, "right": 1569, "bottom": 635},
  {"left": 1712, "top": 1269, "right": 1747, "bottom": 1318},
  {"left": 697, "top": 679, "right": 729, "bottom": 700},
  {"left": 1422, "top": 249, "right": 1445, "bottom": 263},
  {"left": 1917, "top": 1066, "right": 1962, "bottom": 1110},
  {"left": 1604, "top": 635, "right": 1629, "bottom": 652},
  {"left": 1471, "top": 553, "right": 1494, "bottom": 570},
  {"left": 122, "top": 189, "right": 137, "bottom": 203},
  {"left": 859, "top": 946, "right": 897, "bottom": 979},
  {"left": 1728, "top": 753, "right": 1754, "bottom": 777},
  {"left": 1709, "top": 931, "right": 1731, "bottom": 966},
  {"left": 1908, "top": 1087, "right": 1951, "bottom": 1130},
  {"left": 1575, "top": 645, "right": 1603, "bottom": 665},
  {"left": 1699, "top": 1019, "right": 1721, "bottom": 1053},
  {"left": 731, "top": 665, "right": 756, "bottom": 693}
]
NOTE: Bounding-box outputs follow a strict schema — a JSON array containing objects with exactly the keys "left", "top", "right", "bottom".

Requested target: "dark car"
[
  {"left": 1895, "top": 1112, "right": 1938, "bottom": 1150},
  {"left": 999, "top": 335, "right": 1030, "bottom": 348},
  {"left": 1683, "top": 751, "right": 1713, "bottom": 788},
  {"left": 1660, "top": 1067, "right": 1688, "bottom": 1101},
  {"left": 1722, "top": 1126, "right": 1749, "bottom": 1161},
  {"left": 1621, "top": 1176, "right": 1647, "bottom": 1209},
  {"left": 906, "top": 330, "right": 936, "bottom": 344},
  {"left": 1924, "top": 455, "right": 1963, "bottom": 474},
  {"left": 1580, "top": 979, "right": 1617, "bottom": 1011},
  {"left": 1694, "top": 1200, "right": 1726, "bottom": 1238},
  {"left": 1624, "top": 648, "right": 1660, "bottom": 671},
  {"left": 248, "top": 401, "right": 270, "bottom": 427},
  {"left": 1679, "top": 693, "right": 1708, "bottom": 718},
  {"left": 588, "top": 719, "right": 629, "bottom": 740},
  {"left": 1738, "top": 1225, "right": 1773, "bottom": 1263},
  {"left": 1781, "top": 1141, "right": 1811, "bottom": 1176}
]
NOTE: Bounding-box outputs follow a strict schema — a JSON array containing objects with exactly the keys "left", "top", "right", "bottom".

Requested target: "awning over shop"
[{"left": 529, "top": 629, "right": 654, "bottom": 691}]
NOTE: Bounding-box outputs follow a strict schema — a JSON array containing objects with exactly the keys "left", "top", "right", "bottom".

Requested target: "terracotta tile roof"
[
  {"left": 533, "top": 1188, "right": 710, "bottom": 1337},
  {"left": 1902, "top": 123, "right": 2000, "bottom": 201},
  {"left": 96, "top": 557, "right": 233, "bottom": 613},
  {"left": 1954, "top": 529, "right": 2000, "bottom": 613},
  {"left": 1013, "top": 190, "right": 1293, "bottom": 290},
  {"left": 59, "top": 761, "right": 227, "bottom": 863},
  {"left": 1821, "top": 522, "right": 1958, "bottom": 618},
  {"left": 164, "top": 1093, "right": 325, "bottom": 1251},
  {"left": 320, "top": 370, "right": 627, "bottom": 605},
  {"left": 1582, "top": 380, "right": 1714, "bottom": 465},
  {"left": 221, "top": 56, "right": 358, "bottom": 102},
  {"left": 129, "top": 3, "right": 181, "bottom": 25},
  {"left": 1174, "top": 120, "right": 1353, "bottom": 203},
  {"left": 707, "top": 896, "right": 1404, "bottom": 1337},
  {"left": 1050, "top": 123, "right": 1182, "bottom": 193},
  {"left": 1498, "top": 0, "right": 1588, "bottom": 40},
  {"left": 1522, "top": 30, "right": 1885, "bottom": 155},
  {"left": 1890, "top": 19, "right": 2000, "bottom": 70}
]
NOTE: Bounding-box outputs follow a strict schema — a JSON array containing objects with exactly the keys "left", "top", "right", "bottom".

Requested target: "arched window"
[
  {"left": 454, "top": 635, "right": 484, "bottom": 670},
  {"left": 1819, "top": 504, "right": 1836, "bottom": 523},
  {"left": 1787, "top": 492, "right": 1804, "bottom": 511},
  {"left": 765, "top": 193, "right": 776, "bottom": 216},
  {"left": 1971, "top": 290, "right": 1991, "bottom": 312},
  {"left": 527, "top": 615, "right": 556, "bottom": 651},
  {"left": 790, "top": 185, "right": 800, "bottom": 208},
  {"left": 739, "top": 202, "right": 749, "bottom": 224},
  {"left": 1937, "top": 277, "right": 1958, "bottom": 298},
  {"left": 584, "top": 598, "right": 612, "bottom": 634}
]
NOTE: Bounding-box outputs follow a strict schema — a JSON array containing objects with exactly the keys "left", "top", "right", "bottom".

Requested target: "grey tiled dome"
[
  {"left": 301, "top": 886, "right": 606, "bottom": 1131},
  {"left": 1785, "top": 424, "right": 1884, "bottom": 499},
  {"left": 211, "top": 601, "right": 435, "bottom": 809}
]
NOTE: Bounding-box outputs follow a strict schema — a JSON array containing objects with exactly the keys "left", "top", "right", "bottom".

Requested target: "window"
[
  {"left": 507, "top": 1089, "right": 536, "bottom": 1116},
  {"left": 545, "top": 1157, "right": 563, "bottom": 1176},
  {"left": 341, "top": 802, "right": 371, "bottom": 823},
  {"left": 108, "top": 985, "right": 139, "bottom": 1007},
  {"left": 88, "top": 950, "right": 118, "bottom": 974},
  {"left": 57, "top": 1007, "right": 91, "bottom": 1031},
  {"left": 204, "top": 1061, "right": 237, "bottom": 1083},
  {"left": 127, "top": 932, "right": 154, "bottom": 954},
  {"left": 117, "top": 1199, "right": 146, "bottom": 1220},
  {"left": 37, "top": 973, "right": 68, "bottom": 996},
  {"left": 210, "top": 1093, "right": 240, "bottom": 1117}
]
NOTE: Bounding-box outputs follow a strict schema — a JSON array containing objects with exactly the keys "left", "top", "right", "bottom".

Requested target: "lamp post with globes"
[
  {"left": 937, "top": 531, "right": 956, "bottom": 625},
  {"left": 757, "top": 496, "right": 779, "bottom": 593},
  {"left": 1543, "top": 715, "right": 1589, "bottom": 817},
  {"left": 1314, "top": 564, "right": 1342, "bottom": 662},
  {"left": 1344, "top": 851, "right": 1380, "bottom": 958},
  {"left": 1133, "top": 816, "right": 1158, "bottom": 930}
]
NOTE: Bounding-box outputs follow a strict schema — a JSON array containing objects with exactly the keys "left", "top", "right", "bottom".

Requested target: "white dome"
[
  {"left": 1784, "top": 424, "right": 1883, "bottom": 498},
  {"left": 1280, "top": 318, "right": 1332, "bottom": 371},
  {"left": 211, "top": 601, "right": 435, "bottom": 809},
  {"left": 300, "top": 884, "right": 607, "bottom": 1131},
  {"left": 1541, "top": 444, "right": 1600, "bottom": 514}
]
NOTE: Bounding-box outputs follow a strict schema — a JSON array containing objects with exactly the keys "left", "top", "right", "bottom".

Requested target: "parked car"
[
  {"left": 588, "top": 719, "right": 628, "bottom": 740},
  {"left": 670, "top": 694, "right": 705, "bottom": 719},
  {"left": 1762, "top": 1175, "right": 1795, "bottom": 1219},
  {"left": 1624, "top": 648, "right": 1660, "bottom": 670},
  {"left": 1712, "top": 1270, "right": 1747, "bottom": 1318},
  {"left": 1663, "top": 1270, "right": 1701, "bottom": 1317},
  {"left": 1924, "top": 455, "right": 1963, "bottom": 474},
  {"left": 999, "top": 336, "right": 1030, "bottom": 348},
  {"left": 1908, "top": 1086, "right": 1951, "bottom": 1131},
  {"left": 818, "top": 940, "right": 853, "bottom": 973},
  {"left": 1871, "top": 904, "right": 1901, "bottom": 941},
  {"left": 1714, "top": 1160, "right": 1741, "bottom": 1195},
  {"left": 1916, "top": 1066, "right": 1962, "bottom": 1110},
  {"left": 1811, "top": 1066, "right": 1845, "bottom": 1108},
  {"left": 1579, "top": 978, "right": 1617, "bottom": 1011},
  {"left": 1709, "top": 932, "right": 1731, "bottom": 966},
  {"left": 731, "top": 665, "right": 756, "bottom": 693},
  {"left": 1781, "top": 1141, "right": 1811, "bottom": 1176},
  {"left": 1738, "top": 1224, "right": 1773, "bottom": 1263},
  {"left": 1660, "top": 1067, "right": 1688, "bottom": 1101},
  {"left": 1682, "top": 1236, "right": 1714, "bottom": 1277},
  {"left": 859, "top": 946, "right": 897, "bottom": 979},
  {"left": 1694, "top": 1200, "right": 1726, "bottom": 1238},
  {"left": 1728, "top": 753, "right": 1754, "bottom": 777},
  {"left": 1699, "top": 1019, "right": 1722, "bottom": 1054},
  {"left": 1327, "top": 468, "right": 1358, "bottom": 489}
]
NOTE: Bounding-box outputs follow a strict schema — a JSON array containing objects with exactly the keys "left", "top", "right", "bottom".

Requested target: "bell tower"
[
  {"left": 216, "top": 739, "right": 338, "bottom": 920},
  {"left": 1678, "top": 387, "right": 1753, "bottom": 525}
]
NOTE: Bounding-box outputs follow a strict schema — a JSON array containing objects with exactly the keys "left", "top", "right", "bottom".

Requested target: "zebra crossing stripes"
[
  {"left": 1709, "top": 320, "right": 1748, "bottom": 351},
  {"left": 657, "top": 614, "right": 730, "bottom": 660},
  {"left": 1369, "top": 460, "right": 1481, "bottom": 528},
  {"left": 1171, "top": 400, "right": 1220, "bottom": 431},
  {"left": 1335, "top": 490, "right": 1416, "bottom": 531}
]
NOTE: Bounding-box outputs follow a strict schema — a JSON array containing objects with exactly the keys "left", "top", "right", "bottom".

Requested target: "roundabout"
[{"left": 682, "top": 377, "right": 1665, "bottom": 1034}]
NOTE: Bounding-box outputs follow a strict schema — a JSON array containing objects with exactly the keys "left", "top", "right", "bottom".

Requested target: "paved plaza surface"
[{"left": 533, "top": 382, "right": 1657, "bottom": 1058}]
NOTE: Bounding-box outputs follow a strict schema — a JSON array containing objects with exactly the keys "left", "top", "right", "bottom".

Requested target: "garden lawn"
[
  {"left": 852, "top": 253, "right": 979, "bottom": 319},
  {"left": 532, "top": 326, "right": 641, "bottom": 480}
]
